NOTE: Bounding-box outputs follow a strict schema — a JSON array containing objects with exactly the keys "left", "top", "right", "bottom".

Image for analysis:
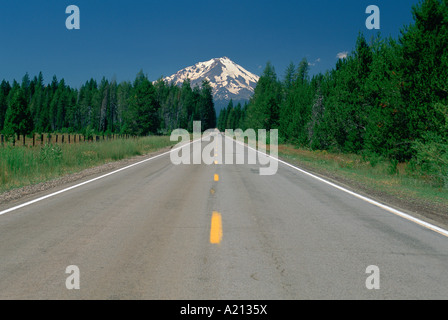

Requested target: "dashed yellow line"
[
  {"left": 210, "top": 211, "right": 222, "bottom": 244},
  {"left": 210, "top": 143, "right": 222, "bottom": 244}
]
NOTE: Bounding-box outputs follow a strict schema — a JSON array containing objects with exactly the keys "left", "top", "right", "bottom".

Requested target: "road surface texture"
[{"left": 0, "top": 132, "right": 447, "bottom": 300}]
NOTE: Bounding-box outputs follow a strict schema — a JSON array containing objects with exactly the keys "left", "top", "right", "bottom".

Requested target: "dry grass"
[{"left": 277, "top": 144, "right": 448, "bottom": 213}]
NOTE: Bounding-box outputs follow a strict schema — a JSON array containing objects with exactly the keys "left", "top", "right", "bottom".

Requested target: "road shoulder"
[
  {"left": 0, "top": 146, "right": 174, "bottom": 210},
  {"left": 279, "top": 154, "right": 448, "bottom": 233}
]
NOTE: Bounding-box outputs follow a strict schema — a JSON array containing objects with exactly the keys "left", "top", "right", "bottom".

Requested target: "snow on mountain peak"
[{"left": 162, "top": 57, "right": 260, "bottom": 107}]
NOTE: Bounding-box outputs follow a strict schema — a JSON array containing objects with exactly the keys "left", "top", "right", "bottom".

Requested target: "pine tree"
[
  {"left": 198, "top": 80, "right": 216, "bottom": 130},
  {"left": 227, "top": 106, "right": 236, "bottom": 130},
  {"left": 398, "top": 0, "right": 448, "bottom": 159},
  {"left": 117, "top": 81, "right": 132, "bottom": 133},
  {"left": 56, "top": 80, "right": 69, "bottom": 130},
  {"left": 108, "top": 79, "right": 118, "bottom": 133},
  {"left": 279, "top": 58, "right": 313, "bottom": 144},
  {"left": 217, "top": 107, "right": 227, "bottom": 131},
  {"left": 29, "top": 73, "right": 44, "bottom": 131},
  {"left": 363, "top": 37, "right": 406, "bottom": 159},
  {"left": 0, "top": 80, "right": 11, "bottom": 132},
  {"left": 224, "top": 100, "right": 234, "bottom": 129},
  {"left": 283, "top": 62, "right": 296, "bottom": 91},
  {"left": 126, "top": 71, "right": 160, "bottom": 135},
  {"left": 3, "top": 87, "right": 33, "bottom": 138},
  {"left": 318, "top": 33, "right": 374, "bottom": 153},
  {"left": 98, "top": 78, "right": 110, "bottom": 132},
  {"left": 21, "top": 73, "right": 31, "bottom": 102},
  {"left": 296, "top": 58, "right": 310, "bottom": 85},
  {"left": 246, "top": 62, "right": 282, "bottom": 131},
  {"left": 180, "top": 80, "right": 195, "bottom": 129}
]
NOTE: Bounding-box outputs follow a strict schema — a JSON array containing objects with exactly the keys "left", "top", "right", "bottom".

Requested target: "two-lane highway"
[{"left": 0, "top": 133, "right": 447, "bottom": 299}]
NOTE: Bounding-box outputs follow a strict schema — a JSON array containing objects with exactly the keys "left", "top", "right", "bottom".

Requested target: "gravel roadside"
[{"left": 280, "top": 155, "right": 448, "bottom": 233}]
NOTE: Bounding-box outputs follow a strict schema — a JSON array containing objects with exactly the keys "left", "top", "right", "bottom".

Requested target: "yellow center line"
[
  {"left": 210, "top": 211, "right": 222, "bottom": 244},
  {"left": 214, "top": 174, "right": 219, "bottom": 182}
]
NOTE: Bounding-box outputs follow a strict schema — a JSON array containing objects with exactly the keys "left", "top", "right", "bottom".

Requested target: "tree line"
[
  {"left": 0, "top": 70, "right": 216, "bottom": 139},
  {"left": 218, "top": 0, "right": 447, "bottom": 185},
  {"left": 217, "top": 99, "right": 249, "bottom": 131}
]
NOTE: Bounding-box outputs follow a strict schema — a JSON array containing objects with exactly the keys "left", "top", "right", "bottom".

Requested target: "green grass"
[
  {"left": 277, "top": 144, "right": 448, "bottom": 211},
  {"left": 0, "top": 136, "right": 176, "bottom": 194}
]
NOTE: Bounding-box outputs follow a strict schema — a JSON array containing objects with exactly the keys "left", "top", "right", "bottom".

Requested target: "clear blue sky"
[{"left": 0, "top": 0, "right": 420, "bottom": 87}]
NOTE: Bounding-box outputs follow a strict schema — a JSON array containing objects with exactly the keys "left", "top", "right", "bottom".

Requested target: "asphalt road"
[{"left": 0, "top": 132, "right": 447, "bottom": 300}]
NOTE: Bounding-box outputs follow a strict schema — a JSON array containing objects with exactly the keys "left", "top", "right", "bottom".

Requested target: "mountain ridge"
[{"left": 161, "top": 57, "right": 259, "bottom": 112}]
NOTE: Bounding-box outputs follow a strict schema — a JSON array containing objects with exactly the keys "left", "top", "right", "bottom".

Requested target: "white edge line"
[
  {"left": 3, "top": 132, "right": 447, "bottom": 239},
  {"left": 0, "top": 137, "right": 203, "bottom": 217},
  {"left": 224, "top": 133, "right": 448, "bottom": 238}
]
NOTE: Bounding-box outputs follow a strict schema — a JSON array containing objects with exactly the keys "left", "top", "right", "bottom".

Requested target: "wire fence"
[{"left": 0, "top": 133, "right": 137, "bottom": 147}]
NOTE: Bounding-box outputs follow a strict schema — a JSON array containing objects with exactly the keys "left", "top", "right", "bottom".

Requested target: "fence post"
[
  {"left": 56, "top": 134, "right": 58, "bottom": 143},
  {"left": 1, "top": 134, "right": 3, "bottom": 146},
  {"left": 62, "top": 135, "right": 64, "bottom": 144},
  {"left": 41, "top": 134, "right": 44, "bottom": 145},
  {"left": 33, "top": 134, "right": 35, "bottom": 147},
  {"left": 23, "top": 134, "right": 26, "bottom": 146}
]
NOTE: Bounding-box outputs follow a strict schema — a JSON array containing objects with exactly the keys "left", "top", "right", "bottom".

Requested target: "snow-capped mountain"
[{"left": 163, "top": 57, "right": 259, "bottom": 111}]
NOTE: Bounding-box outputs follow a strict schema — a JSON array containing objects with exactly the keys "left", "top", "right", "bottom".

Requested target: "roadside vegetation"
[
  {"left": 277, "top": 144, "right": 448, "bottom": 214},
  {"left": 0, "top": 136, "right": 176, "bottom": 193}
]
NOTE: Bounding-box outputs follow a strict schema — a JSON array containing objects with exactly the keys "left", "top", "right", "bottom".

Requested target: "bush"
[
  {"left": 413, "top": 132, "right": 448, "bottom": 188},
  {"left": 387, "top": 159, "right": 399, "bottom": 175},
  {"left": 362, "top": 151, "right": 382, "bottom": 168},
  {"left": 39, "top": 143, "right": 63, "bottom": 163}
]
